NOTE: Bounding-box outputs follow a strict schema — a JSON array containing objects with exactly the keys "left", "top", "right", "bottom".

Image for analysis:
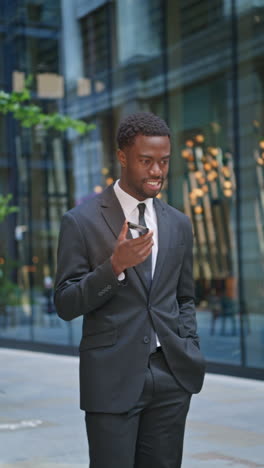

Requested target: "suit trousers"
[{"left": 85, "top": 349, "right": 192, "bottom": 468}]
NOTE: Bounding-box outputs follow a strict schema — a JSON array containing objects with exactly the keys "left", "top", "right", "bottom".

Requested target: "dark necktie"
[
  {"left": 137, "top": 203, "right": 157, "bottom": 353},
  {"left": 137, "top": 203, "right": 152, "bottom": 290}
]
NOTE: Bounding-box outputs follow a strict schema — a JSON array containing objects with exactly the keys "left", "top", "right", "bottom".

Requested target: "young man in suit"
[{"left": 54, "top": 112, "right": 205, "bottom": 468}]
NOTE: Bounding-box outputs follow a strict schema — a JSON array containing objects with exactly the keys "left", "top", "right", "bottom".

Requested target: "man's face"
[{"left": 117, "top": 134, "right": 171, "bottom": 201}]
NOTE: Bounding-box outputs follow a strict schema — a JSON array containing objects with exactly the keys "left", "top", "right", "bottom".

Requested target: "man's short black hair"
[{"left": 117, "top": 112, "right": 170, "bottom": 149}]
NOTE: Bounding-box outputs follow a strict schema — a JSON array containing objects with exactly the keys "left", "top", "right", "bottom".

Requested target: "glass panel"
[
  {"left": 71, "top": 113, "right": 116, "bottom": 204},
  {"left": 0, "top": 33, "right": 4, "bottom": 88},
  {"left": 28, "top": 130, "right": 71, "bottom": 345},
  {"left": 114, "top": 0, "right": 164, "bottom": 102},
  {"left": 5, "top": 0, "right": 60, "bottom": 27},
  {"left": 0, "top": 0, "right": 71, "bottom": 346},
  {"left": 80, "top": 5, "right": 111, "bottom": 96},
  {"left": 1, "top": 0, "right": 264, "bottom": 372},
  {"left": 116, "top": 0, "right": 162, "bottom": 64},
  {"left": 237, "top": 0, "right": 264, "bottom": 369},
  {"left": 0, "top": 190, "right": 32, "bottom": 342},
  {"left": 167, "top": 0, "right": 241, "bottom": 365}
]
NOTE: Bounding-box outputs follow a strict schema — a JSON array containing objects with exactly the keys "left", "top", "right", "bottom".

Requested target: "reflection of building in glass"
[
  {"left": 255, "top": 137, "right": 264, "bottom": 259},
  {"left": 181, "top": 136, "right": 236, "bottom": 281},
  {"left": 0, "top": 0, "right": 66, "bottom": 334},
  {"left": 0, "top": 0, "right": 264, "bottom": 378}
]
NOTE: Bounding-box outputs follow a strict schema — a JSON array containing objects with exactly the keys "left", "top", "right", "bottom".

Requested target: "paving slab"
[{"left": 0, "top": 348, "right": 263, "bottom": 467}]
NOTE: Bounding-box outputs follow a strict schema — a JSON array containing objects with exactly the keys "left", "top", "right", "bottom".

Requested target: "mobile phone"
[{"left": 127, "top": 221, "right": 149, "bottom": 235}]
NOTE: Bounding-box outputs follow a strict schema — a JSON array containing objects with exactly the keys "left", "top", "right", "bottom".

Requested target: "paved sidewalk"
[{"left": 0, "top": 348, "right": 263, "bottom": 468}]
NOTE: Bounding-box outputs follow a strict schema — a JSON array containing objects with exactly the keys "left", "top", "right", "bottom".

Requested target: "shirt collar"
[{"left": 114, "top": 180, "right": 153, "bottom": 217}]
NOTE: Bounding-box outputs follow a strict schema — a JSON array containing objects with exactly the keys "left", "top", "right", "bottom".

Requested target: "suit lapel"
[
  {"left": 100, "top": 186, "right": 126, "bottom": 239},
  {"left": 151, "top": 198, "right": 171, "bottom": 291},
  {"left": 130, "top": 197, "right": 172, "bottom": 293},
  {"left": 133, "top": 253, "right": 150, "bottom": 292},
  {"left": 99, "top": 187, "right": 172, "bottom": 292}
]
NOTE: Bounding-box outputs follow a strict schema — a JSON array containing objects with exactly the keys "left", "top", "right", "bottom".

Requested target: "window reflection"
[
  {"left": 178, "top": 130, "right": 240, "bottom": 363},
  {"left": 1, "top": 0, "right": 264, "bottom": 374}
]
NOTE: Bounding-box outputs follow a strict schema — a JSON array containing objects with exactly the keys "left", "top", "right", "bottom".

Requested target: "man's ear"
[{"left": 117, "top": 149, "right": 127, "bottom": 168}]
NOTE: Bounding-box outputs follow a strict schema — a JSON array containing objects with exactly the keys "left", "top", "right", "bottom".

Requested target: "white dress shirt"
[
  {"left": 114, "top": 180, "right": 160, "bottom": 347},
  {"left": 114, "top": 180, "right": 158, "bottom": 277}
]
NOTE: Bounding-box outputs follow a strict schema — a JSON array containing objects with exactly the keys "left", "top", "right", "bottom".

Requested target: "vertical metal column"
[
  {"left": 105, "top": 1, "right": 116, "bottom": 179},
  {"left": 4, "top": 4, "right": 19, "bottom": 267},
  {"left": 161, "top": 0, "right": 169, "bottom": 125},
  {"left": 160, "top": 0, "right": 172, "bottom": 205},
  {"left": 231, "top": 0, "right": 246, "bottom": 367}
]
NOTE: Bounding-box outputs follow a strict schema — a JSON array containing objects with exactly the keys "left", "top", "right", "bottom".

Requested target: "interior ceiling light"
[
  {"left": 222, "top": 167, "right": 231, "bottom": 177},
  {"left": 199, "top": 177, "right": 206, "bottom": 185},
  {"left": 182, "top": 149, "right": 191, "bottom": 158},
  {"left": 224, "top": 189, "right": 233, "bottom": 197},
  {"left": 210, "top": 147, "right": 219, "bottom": 157},
  {"left": 195, "top": 134, "right": 205, "bottom": 143},
  {"left": 194, "top": 205, "right": 203, "bottom": 214},
  {"left": 194, "top": 188, "right": 204, "bottom": 197},
  {"left": 101, "top": 167, "right": 109, "bottom": 175},
  {"left": 211, "top": 160, "right": 219, "bottom": 168},
  {"left": 106, "top": 177, "right": 114, "bottom": 186},
  {"left": 93, "top": 185, "right": 103, "bottom": 193}
]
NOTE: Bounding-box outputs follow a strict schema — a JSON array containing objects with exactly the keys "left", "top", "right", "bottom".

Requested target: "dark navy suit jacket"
[{"left": 54, "top": 185, "right": 206, "bottom": 412}]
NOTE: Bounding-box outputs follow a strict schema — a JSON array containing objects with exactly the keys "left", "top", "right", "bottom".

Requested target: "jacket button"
[{"left": 143, "top": 336, "right": 150, "bottom": 344}]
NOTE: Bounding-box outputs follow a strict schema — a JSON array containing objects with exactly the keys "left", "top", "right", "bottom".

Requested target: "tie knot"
[{"left": 137, "top": 203, "right": 146, "bottom": 216}]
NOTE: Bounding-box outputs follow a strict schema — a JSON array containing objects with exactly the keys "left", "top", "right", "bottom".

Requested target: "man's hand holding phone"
[{"left": 111, "top": 220, "right": 153, "bottom": 276}]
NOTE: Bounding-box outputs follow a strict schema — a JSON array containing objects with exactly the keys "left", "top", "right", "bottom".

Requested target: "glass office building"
[{"left": 0, "top": 0, "right": 264, "bottom": 379}]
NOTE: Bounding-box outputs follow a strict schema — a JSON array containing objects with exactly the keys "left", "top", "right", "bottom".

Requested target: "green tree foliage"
[
  {"left": 0, "top": 85, "right": 95, "bottom": 134},
  {"left": 0, "top": 79, "right": 95, "bottom": 222},
  {"left": 0, "top": 194, "right": 19, "bottom": 223},
  {"left": 0, "top": 80, "right": 96, "bottom": 312},
  {"left": 0, "top": 195, "right": 20, "bottom": 311}
]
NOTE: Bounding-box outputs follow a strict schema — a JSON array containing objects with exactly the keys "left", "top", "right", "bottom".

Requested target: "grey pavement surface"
[{"left": 0, "top": 348, "right": 263, "bottom": 468}]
